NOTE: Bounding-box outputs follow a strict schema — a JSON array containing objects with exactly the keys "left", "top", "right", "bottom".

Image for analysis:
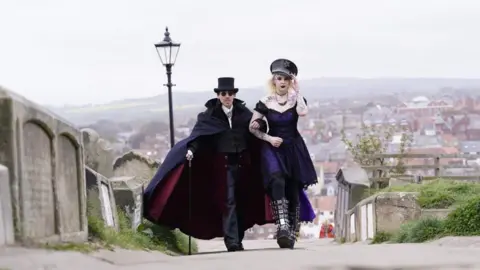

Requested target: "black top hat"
[
  {"left": 270, "top": 58, "right": 298, "bottom": 78},
  {"left": 214, "top": 77, "right": 239, "bottom": 93}
]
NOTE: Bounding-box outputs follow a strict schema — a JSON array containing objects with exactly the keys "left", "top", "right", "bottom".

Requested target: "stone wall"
[
  {"left": 344, "top": 192, "right": 421, "bottom": 242},
  {"left": 0, "top": 88, "right": 87, "bottom": 244}
]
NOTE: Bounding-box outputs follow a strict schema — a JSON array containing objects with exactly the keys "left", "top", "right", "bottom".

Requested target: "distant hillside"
[{"left": 47, "top": 77, "right": 480, "bottom": 125}]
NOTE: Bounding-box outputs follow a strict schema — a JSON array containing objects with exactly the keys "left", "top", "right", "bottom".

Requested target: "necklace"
[{"left": 275, "top": 93, "right": 287, "bottom": 106}]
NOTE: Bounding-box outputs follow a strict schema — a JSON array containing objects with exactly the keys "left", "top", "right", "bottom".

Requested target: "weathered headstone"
[
  {"left": 82, "top": 128, "right": 115, "bottom": 177},
  {"left": 113, "top": 151, "right": 160, "bottom": 186},
  {"left": 85, "top": 166, "right": 119, "bottom": 231},
  {"left": 109, "top": 176, "right": 144, "bottom": 230},
  {"left": 0, "top": 164, "right": 14, "bottom": 246},
  {"left": 0, "top": 87, "right": 87, "bottom": 244}
]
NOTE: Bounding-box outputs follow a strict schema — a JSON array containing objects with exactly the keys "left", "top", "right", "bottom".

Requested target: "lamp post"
[{"left": 154, "top": 27, "right": 181, "bottom": 148}]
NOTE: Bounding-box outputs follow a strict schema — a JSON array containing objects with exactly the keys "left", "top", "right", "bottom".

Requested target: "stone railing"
[
  {"left": 344, "top": 192, "right": 420, "bottom": 242},
  {"left": 342, "top": 192, "right": 456, "bottom": 243}
]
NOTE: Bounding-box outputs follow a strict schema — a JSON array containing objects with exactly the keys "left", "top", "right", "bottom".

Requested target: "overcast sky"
[{"left": 1, "top": 0, "right": 479, "bottom": 106}]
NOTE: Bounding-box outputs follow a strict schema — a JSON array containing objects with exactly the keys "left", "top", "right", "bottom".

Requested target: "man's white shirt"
[{"left": 222, "top": 105, "right": 233, "bottom": 128}]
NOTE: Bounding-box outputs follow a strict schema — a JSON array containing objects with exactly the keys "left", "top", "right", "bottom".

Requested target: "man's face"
[
  {"left": 273, "top": 74, "right": 291, "bottom": 92},
  {"left": 217, "top": 90, "right": 235, "bottom": 107}
]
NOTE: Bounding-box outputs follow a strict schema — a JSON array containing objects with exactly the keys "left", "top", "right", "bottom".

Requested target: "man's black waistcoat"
[{"left": 210, "top": 105, "right": 248, "bottom": 154}]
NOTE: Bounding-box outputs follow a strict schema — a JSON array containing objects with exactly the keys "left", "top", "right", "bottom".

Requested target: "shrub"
[
  {"left": 140, "top": 221, "right": 198, "bottom": 255},
  {"left": 443, "top": 196, "right": 480, "bottom": 236},
  {"left": 417, "top": 189, "right": 455, "bottom": 209},
  {"left": 390, "top": 221, "right": 417, "bottom": 243},
  {"left": 371, "top": 231, "right": 392, "bottom": 244},
  {"left": 45, "top": 189, "right": 198, "bottom": 255},
  {"left": 405, "top": 218, "right": 444, "bottom": 243},
  {"left": 391, "top": 218, "right": 444, "bottom": 243}
]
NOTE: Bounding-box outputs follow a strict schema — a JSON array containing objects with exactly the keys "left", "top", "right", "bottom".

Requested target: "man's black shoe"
[
  {"left": 227, "top": 244, "right": 241, "bottom": 252},
  {"left": 238, "top": 243, "right": 244, "bottom": 251}
]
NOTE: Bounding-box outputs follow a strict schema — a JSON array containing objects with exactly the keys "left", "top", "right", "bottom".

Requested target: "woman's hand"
[
  {"left": 268, "top": 136, "right": 283, "bottom": 148},
  {"left": 292, "top": 75, "right": 299, "bottom": 93},
  {"left": 250, "top": 121, "right": 260, "bottom": 130}
]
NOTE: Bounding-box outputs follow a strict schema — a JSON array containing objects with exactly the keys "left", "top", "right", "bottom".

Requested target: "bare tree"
[{"left": 341, "top": 124, "right": 413, "bottom": 177}]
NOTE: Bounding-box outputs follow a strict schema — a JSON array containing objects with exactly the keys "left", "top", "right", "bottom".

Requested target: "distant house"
[
  {"left": 411, "top": 134, "right": 442, "bottom": 148},
  {"left": 397, "top": 96, "right": 453, "bottom": 117},
  {"left": 435, "top": 113, "right": 480, "bottom": 140},
  {"left": 459, "top": 141, "right": 480, "bottom": 154},
  {"left": 311, "top": 196, "right": 336, "bottom": 225},
  {"left": 317, "top": 161, "right": 339, "bottom": 196},
  {"left": 454, "top": 95, "right": 480, "bottom": 112},
  {"left": 456, "top": 140, "right": 480, "bottom": 170},
  {"left": 464, "top": 114, "right": 480, "bottom": 140}
]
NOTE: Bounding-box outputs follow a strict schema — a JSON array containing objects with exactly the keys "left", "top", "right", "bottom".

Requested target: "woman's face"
[{"left": 273, "top": 74, "right": 291, "bottom": 93}]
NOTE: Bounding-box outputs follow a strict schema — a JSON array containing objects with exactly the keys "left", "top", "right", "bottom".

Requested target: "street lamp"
[{"left": 154, "top": 27, "right": 181, "bottom": 148}]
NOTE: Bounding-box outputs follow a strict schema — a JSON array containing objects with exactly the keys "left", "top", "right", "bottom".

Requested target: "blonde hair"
[{"left": 267, "top": 74, "right": 292, "bottom": 94}]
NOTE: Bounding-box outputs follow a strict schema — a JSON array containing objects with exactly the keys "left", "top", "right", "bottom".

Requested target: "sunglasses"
[
  {"left": 275, "top": 75, "right": 291, "bottom": 81},
  {"left": 219, "top": 91, "right": 235, "bottom": 97}
]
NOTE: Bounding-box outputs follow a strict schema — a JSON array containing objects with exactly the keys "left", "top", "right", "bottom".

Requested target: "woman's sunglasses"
[{"left": 219, "top": 91, "right": 235, "bottom": 96}]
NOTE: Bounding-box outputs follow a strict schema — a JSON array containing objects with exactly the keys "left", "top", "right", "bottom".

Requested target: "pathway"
[{"left": 2, "top": 238, "right": 480, "bottom": 269}]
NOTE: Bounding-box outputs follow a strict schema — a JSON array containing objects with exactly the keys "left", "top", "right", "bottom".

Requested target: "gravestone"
[
  {"left": 109, "top": 176, "right": 144, "bottom": 230},
  {"left": 0, "top": 164, "right": 14, "bottom": 246},
  {"left": 85, "top": 166, "right": 119, "bottom": 231},
  {"left": 113, "top": 151, "right": 160, "bottom": 186},
  {"left": 0, "top": 87, "right": 87, "bottom": 244},
  {"left": 334, "top": 166, "right": 371, "bottom": 242},
  {"left": 82, "top": 128, "right": 115, "bottom": 177}
]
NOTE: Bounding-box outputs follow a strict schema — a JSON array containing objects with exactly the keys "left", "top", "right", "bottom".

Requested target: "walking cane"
[{"left": 188, "top": 159, "right": 192, "bottom": 255}]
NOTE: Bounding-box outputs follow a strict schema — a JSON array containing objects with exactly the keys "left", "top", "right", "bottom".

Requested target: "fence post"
[{"left": 434, "top": 156, "right": 440, "bottom": 177}]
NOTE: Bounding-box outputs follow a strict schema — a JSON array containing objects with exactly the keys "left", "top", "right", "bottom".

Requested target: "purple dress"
[{"left": 254, "top": 101, "right": 317, "bottom": 222}]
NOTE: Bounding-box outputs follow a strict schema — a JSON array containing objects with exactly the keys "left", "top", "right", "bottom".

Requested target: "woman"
[{"left": 249, "top": 58, "right": 317, "bottom": 249}]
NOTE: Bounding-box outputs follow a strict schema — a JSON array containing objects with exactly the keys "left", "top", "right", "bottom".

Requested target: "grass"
[
  {"left": 364, "top": 179, "right": 480, "bottom": 209},
  {"left": 42, "top": 189, "right": 198, "bottom": 255},
  {"left": 394, "top": 217, "right": 445, "bottom": 243}
]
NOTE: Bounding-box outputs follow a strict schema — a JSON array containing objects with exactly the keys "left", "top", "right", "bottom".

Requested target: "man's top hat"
[
  {"left": 270, "top": 58, "right": 298, "bottom": 78},
  {"left": 214, "top": 77, "right": 239, "bottom": 93}
]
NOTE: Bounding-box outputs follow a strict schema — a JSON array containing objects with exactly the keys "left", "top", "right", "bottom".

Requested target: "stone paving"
[{"left": 2, "top": 238, "right": 480, "bottom": 269}]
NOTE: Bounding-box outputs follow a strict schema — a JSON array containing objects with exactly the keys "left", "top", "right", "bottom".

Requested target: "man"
[{"left": 144, "top": 77, "right": 272, "bottom": 252}]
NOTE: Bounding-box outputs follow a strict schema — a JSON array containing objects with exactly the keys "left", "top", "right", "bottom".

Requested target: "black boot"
[
  {"left": 271, "top": 198, "right": 292, "bottom": 248},
  {"left": 288, "top": 204, "right": 300, "bottom": 248}
]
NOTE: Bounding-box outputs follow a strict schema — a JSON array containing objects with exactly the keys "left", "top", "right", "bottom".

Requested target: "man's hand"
[
  {"left": 268, "top": 136, "right": 283, "bottom": 148},
  {"left": 186, "top": 150, "right": 194, "bottom": 161}
]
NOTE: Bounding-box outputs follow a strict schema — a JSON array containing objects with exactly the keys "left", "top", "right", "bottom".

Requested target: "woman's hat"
[
  {"left": 270, "top": 58, "right": 298, "bottom": 78},
  {"left": 214, "top": 77, "right": 239, "bottom": 93}
]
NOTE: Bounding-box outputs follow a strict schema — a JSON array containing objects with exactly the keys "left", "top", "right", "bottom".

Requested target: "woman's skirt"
[{"left": 260, "top": 136, "right": 318, "bottom": 222}]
